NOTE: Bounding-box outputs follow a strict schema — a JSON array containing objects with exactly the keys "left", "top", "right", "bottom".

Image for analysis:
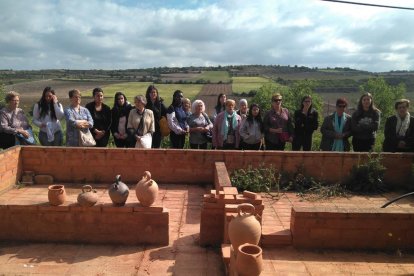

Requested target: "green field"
[
  {"left": 97, "top": 82, "right": 204, "bottom": 105},
  {"left": 191, "top": 71, "right": 230, "bottom": 82},
  {"left": 232, "top": 76, "right": 273, "bottom": 93}
]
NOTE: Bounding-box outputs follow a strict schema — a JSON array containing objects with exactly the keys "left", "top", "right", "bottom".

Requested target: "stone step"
[{"left": 261, "top": 229, "right": 292, "bottom": 247}]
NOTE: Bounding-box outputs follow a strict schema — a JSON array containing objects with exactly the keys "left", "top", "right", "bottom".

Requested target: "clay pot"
[
  {"left": 108, "top": 175, "right": 129, "bottom": 206},
  {"left": 228, "top": 203, "right": 261, "bottom": 255},
  {"left": 77, "top": 185, "right": 98, "bottom": 207},
  {"left": 236, "top": 243, "right": 263, "bottom": 276},
  {"left": 48, "top": 185, "right": 66, "bottom": 206},
  {"left": 135, "top": 171, "right": 158, "bottom": 207}
]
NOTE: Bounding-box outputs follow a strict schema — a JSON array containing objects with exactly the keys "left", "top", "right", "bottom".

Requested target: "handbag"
[
  {"left": 78, "top": 129, "right": 96, "bottom": 147},
  {"left": 202, "top": 113, "right": 212, "bottom": 143},
  {"left": 278, "top": 132, "right": 291, "bottom": 143},
  {"left": 159, "top": 116, "right": 170, "bottom": 137},
  {"left": 16, "top": 128, "right": 36, "bottom": 145}
]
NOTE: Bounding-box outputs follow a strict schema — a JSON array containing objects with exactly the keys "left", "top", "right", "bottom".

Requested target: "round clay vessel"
[
  {"left": 228, "top": 203, "right": 261, "bottom": 255},
  {"left": 236, "top": 243, "right": 263, "bottom": 276},
  {"left": 48, "top": 185, "right": 66, "bottom": 206},
  {"left": 108, "top": 175, "right": 129, "bottom": 206},
  {"left": 136, "top": 171, "right": 158, "bottom": 207},
  {"left": 77, "top": 185, "right": 98, "bottom": 207}
]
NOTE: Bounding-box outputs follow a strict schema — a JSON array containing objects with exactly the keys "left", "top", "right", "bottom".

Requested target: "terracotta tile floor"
[{"left": 1, "top": 185, "right": 414, "bottom": 275}]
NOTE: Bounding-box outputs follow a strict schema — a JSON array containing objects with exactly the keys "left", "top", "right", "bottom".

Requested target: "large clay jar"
[
  {"left": 228, "top": 203, "right": 261, "bottom": 255},
  {"left": 135, "top": 171, "right": 158, "bottom": 207},
  {"left": 77, "top": 185, "right": 98, "bottom": 207},
  {"left": 48, "top": 185, "right": 66, "bottom": 206},
  {"left": 108, "top": 175, "right": 129, "bottom": 206},
  {"left": 236, "top": 243, "right": 263, "bottom": 276}
]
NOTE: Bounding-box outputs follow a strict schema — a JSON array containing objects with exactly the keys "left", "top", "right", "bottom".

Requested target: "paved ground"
[{"left": 1, "top": 185, "right": 414, "bottom": 275}]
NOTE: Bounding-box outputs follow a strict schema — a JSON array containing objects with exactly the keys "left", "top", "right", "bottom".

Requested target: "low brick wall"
[
  {"left": 13, "top": 146, "right": 414, "bottom": 188},
  {"left": 0, "top": 203, "right": 169, "bottom": 245},
  {"left": 291, "top": 206, "right": 414, "bottom": 250},
  {"left": 0, "top": 147, "right": 22, "bottom": 194}
]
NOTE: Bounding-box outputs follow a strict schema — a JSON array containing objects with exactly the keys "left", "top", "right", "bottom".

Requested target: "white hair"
[
  {"left": 239, "top": 99, "right": 248, "bottom": 106},
  {"left": 191, "top": 99, "right": 205, "bottom": 113}
]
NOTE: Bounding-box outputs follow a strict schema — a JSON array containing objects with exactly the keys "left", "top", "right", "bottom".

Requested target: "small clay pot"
[
  {"left": 108, "top": 175, "right": 129, "bottom": 206},
  {"left": 77, "top": 185, "right": 98, "bottom": 207},
  {"left": 236, "top": 243, "right": 263, "bottom": 276},
  {"left": 135, "top": 171, "right": 158, "bottom": 207},
  {"left": 48, "top": 185, "right": 66, "bottom": 206}
]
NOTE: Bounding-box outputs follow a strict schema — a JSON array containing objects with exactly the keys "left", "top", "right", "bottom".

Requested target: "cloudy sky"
[{"left": 0, "top": 0, "right": 413, "bottom": 72}]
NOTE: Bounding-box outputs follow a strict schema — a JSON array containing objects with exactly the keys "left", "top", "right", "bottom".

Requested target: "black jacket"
[{"left": 383, "top": 115, "right": 414, "bottom": 152}]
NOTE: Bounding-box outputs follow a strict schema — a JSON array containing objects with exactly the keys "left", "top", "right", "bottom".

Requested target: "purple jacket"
[{"left": 212, "top": 111, "right": 241, "bottom": 148}]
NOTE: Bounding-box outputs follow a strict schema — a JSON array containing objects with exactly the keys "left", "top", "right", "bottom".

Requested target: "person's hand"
[
  {"left": 52, "top": 95, "right": 58, "bottom": 104},
  {"left": 135, "top": 135, "right": 141, "bottom": 141},
  {"left": 114, "top": 132, "right": 120, "bottom": 139},
  {"left": 95, "top": 130, "right": 105, "bottom": 140},
  {"left": 273, "top": 128, "right": 283, "bottom": 134},
  {"left": 288, "top": 137, "right": 293, "bottom": 143},
  {"left": 19, "top": 129, "right": 30, "bottom": 138}
]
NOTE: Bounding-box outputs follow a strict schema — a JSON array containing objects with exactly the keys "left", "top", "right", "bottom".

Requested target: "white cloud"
[{"left": 0, "top": 0, "right": 413, "bottom": 71}]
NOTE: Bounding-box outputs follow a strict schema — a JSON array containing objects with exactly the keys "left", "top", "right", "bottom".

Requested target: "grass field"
[
  {"left": 99, "top": 82, "right": 204, "bottom": 105},
  {"left": 191, "top": 71, "right": 230, "bottom": 82},
  {"left": 232, "top": 76, "right": 273, "bottom": 93}
]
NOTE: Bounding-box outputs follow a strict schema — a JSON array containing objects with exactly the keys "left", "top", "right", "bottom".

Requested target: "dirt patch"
[{"left": 197, "top": 84, "right": 233, "bottom": 116}]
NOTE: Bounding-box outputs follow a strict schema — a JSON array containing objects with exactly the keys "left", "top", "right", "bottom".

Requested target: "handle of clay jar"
[
  {"left": 143, "top": 171, "right": 151, "bottom": 181},
  {"left": 237, "top": 203, "right": 255, "bottom": 216},
  {"left": 82, "top": 185, "right": 93, "bottom": 193},
  {"left": 116, "top": 175, "right": 121, "bottom": 184}
]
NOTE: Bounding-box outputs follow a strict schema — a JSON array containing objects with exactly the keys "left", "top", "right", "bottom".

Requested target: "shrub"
[{"left": 345, "top": 153, "right": 386, "bottom": 193}]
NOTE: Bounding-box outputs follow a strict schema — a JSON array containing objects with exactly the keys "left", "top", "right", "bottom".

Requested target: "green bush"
[
  {"left": 345, "top": 153, "right": 386, "bottom": 193},
  {"left": 230, "top": 164, "right": 279, "bottom": 193}
]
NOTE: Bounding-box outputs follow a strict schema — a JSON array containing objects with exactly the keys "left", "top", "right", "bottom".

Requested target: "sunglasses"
[
  {"left": 272, "top": 99, "right": 282, "bottom": 102},
  {"left": 337, "top": 105, "right": 346, "bottom": 108}
]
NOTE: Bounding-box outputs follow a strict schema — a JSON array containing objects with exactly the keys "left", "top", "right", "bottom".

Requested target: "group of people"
[{"left": 1, "top": 85, "right": 413, "bottom": 153}]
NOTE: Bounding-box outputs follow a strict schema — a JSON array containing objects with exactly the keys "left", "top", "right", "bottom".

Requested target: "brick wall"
[
  {"left": 0, "top": 203, "right": 169, "bottom": 245},
  {"left": 17, "top": 147, "right": 414, "bottom": 188},
  {"left": 0, "top": 147, "right": 22, "bottom": 194},
  {"left": 291, "top": 206, "right": 414, "bottom": 250}
]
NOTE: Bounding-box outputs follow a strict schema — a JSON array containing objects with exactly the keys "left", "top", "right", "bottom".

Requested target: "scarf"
[
  {"left": 332, "top": 112, "right": 346, "bottom": 151},
  {"left": 396, "top": 112, "right": 410, "bottom": 137},
  {"left": 221, "top": 111, "right": 238, "bottom": 138}
]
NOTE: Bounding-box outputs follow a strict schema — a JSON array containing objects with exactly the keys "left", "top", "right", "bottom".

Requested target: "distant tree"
[
  {"left": 251, "top": 83, "right": 286, "bottom": 112},
  {"left": 360, "top": 78, "right": 406, "bottom": 120}
]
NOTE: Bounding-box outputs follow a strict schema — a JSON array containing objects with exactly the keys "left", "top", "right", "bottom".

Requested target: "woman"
[
  {"left": 263, "top": 93, "right": 294, "bottom": 150},
  {"left": 351, "top": 92, "right": 380, "bottom": 152},
  {"left": 111, "top": 92, "right": 133, "bottom": 148},
  {"left": 145, "top": 85, "right": 167, "bottom": 148},
  {"left": 237, "top": 98, "right": 249, "bottom": 125},
  {"left": 64, "top": 89, "right": 94, "bottom": 147},
  {"left": 127, "top": 95, "right": 155, "bottom": 149},
  {"left": 320, "top": 98, "right": 352, "bottom": 152},
  {"left": 292, "top": 95, "right": 319, "bottom": 151},
  {"left": 32, "top": 87, "right": 64, "bottom": 146},
  {"left": 85, "top": 88, "right": 112, "bottom": 147},
  {"left": 213, "top": 93, "right": 226, "bottom": 122},
  {"left": 383, "top": 99, "right": 414, "bottom": 152},
  {"left": 182, "top": 98, "right": 192, "bottom": 116},
  {"left": 239, "top": 103, "right": 263, "bottom": 150},
  {"left": 212, "top": 99, "right": 241, "bottom": 150},
  {"left": 187, "top": 99, "right": 213, "bottom": 149},
  {"left": 0, "top": 91, "right": 32, "bottom": 149},
  {"left": 167, "top": 90, "right": 188, "bottom": 149}
]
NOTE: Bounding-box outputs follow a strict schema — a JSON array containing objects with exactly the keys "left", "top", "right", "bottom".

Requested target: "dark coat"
[
  {"left": 294, "top": 108, "right": 319, "bottom": 135},
  {"left": 320, "top": 113, "right": 352, "bottom": 151},
  {"left": 383, "top": 115, "right": 414, "bottom": 152}
]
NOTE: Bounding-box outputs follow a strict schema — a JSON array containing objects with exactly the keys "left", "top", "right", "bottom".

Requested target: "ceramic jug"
[
  {"left": 236, "top": 243, "right": 263, "bottom": 276},
  {"left": 48, "top": 185, "right": 66, "bottom": 206},
  {"left": 108, "top": 175, "right": 129, "bottom": 206},
  {"left": 228, "top": 203, "right": 261, "bottom": 255},
  {"left": 77, "top": 185, "right": 98, "bottom": 207},
  {"left": 135, "top": 171, "right": 158, "bottom": 207}
]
